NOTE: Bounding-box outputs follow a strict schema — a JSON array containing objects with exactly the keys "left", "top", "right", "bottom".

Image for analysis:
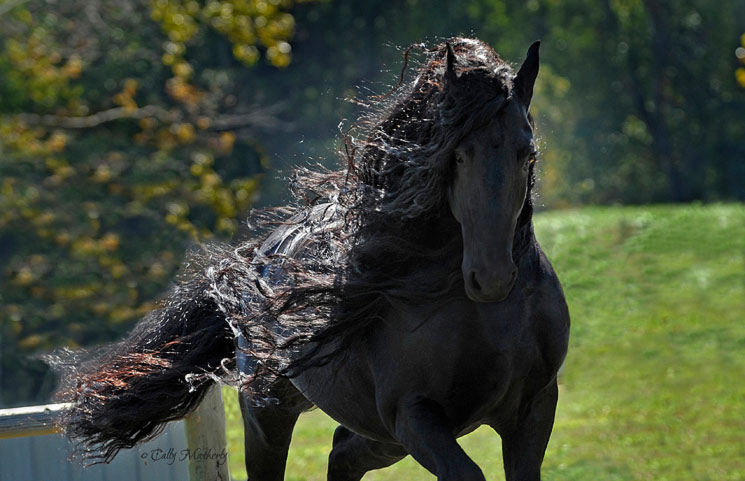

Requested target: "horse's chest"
[
  {"left": 368, "top": 300, "right": 538, "bottom": 418},
  {"left": 295, "top": 282, "right": 567, "bottom": 442}
]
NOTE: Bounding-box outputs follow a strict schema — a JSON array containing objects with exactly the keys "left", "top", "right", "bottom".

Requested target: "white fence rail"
[{"left": 0, "top": 387, "right": 230, "bottom": 481}]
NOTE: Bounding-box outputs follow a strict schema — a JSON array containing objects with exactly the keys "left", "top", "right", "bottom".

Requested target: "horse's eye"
[{"left": 454, "top": 153, "right": 465, "bottom": 165}]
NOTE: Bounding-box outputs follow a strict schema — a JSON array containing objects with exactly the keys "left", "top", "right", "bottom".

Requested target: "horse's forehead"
[
  {"left": 495, "top": 100, "right": 532, "bottom": 137},
  {"left": 472, "top": 100, "right": 531, "bottom": 139}
]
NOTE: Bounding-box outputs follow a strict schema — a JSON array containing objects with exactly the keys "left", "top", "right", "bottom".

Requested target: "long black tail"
[{"left": 48, "top": 277, "right": 235, "bottom": 464}]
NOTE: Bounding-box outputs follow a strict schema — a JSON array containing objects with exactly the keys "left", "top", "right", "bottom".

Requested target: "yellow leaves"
[
  {"left": 109, "top": 301, "right": 156, "bottom": 324},
  {"left": 218, "top": 131, "right": 236, "bottom": 153},
  {"left": 139, "top": 117, "right": 158, "bottom": 131},
  {"left": 201, "top": 171, "right": 222, "bottom": 187},
  {"left": 165, "top": 201, "right": 190, "bottom": 227},
  {"left": 11, "top": 255, "right": 49, "bottom": 288},
  {"left": 150, "top": 0, "right": 299, "bottom": 68},
  {"left": 736, "top": 68, "right": 745, "bottom": 88},
  {"left": 4, "top": 27, "right": 84, "bottom": 106},
  {"left": 266, "top": 41, "right": 291, "bottom": 68},
  {"left": 217, "top": 217, "right": 237, "bottom": 233},
  {"left": 53, "top": 285, "right": 96, "bottom": 301},
  {"left": 172, "top": 61, "right": 194, "bottom": 79},
  {"left": 166, "top": 76, "right": 203, "bottom": 105},
  {"left": 114, "top": 78, "right": 139, "bottom": 112},
  {"left": 15, "top": 267, "right": 34, "bottom": 286},
  {"left": 71, "top": 237, "right": 100, "bottom": 257},
  {"left": 149, "top": 262, "right": 167, "bottom": 278},
  {"left": 737, "top": 34, "right": 745, "bottom": 88},
  {"left": 1, "top": 120, "right": 51, "bottom": 157},
  {"left": 34, "top": 211, "right": 54, "bottom": 226},
  {"left": 233, "top": 43, "right": 260, "bottom": 64},
  {"left": 190, "top": 163, "right": 205, "bottom": 176},
  {"left": 92, "top": 302, "right": 109, "bottom": 316},
  {"left": 150, "top": 0, "right": 201, "bottom": 43},
  {"left": 192, "top": 151, "right": 214, "bottom": 165},
  {"left": 46, "top": 131, "right": 67, "bottom": 152},
  {"left": 196, "top": 116, "right": 211, "bottom": 129},
  {"left": 69, "top": 233, "right": 120, "bottom": 257},
  {"left": 6, "top": 305, "right": 23, "bottom": 325},
  {"left": 55, "top": 232, "right": 71, "bottom": 246},
  {"left": 13, "top": 7, "right": 33, "bottom": 25},
  {"left": 110, "top": 263, "right": 129, "bottom": 279},
  {"left": 132, "top": 180, "right": 179, "bottom": 201},
  {"left": 231, "top": 177, "right": 260, "bottom": 209},
  {"left": 18, "top": 335, "right": 43, "bottom": 351},
  {"left": 92, "top": 164, "right": 112, "bottom": 182},
  {"left": 108, "top": 305, "right": 139, "bottom": 324},
  {"left": 164, "top": 40, "right": 187, "bottom": 56},
  {"left": 190, "top": 151, "right": 213, "bottom": 175},
  {"left": 62, "top": 54, "right": 83, "bottom": 79},
  {"left": 100, "top": 233, "right": 121, "bottom": 252},
  {"left": 44, "top": 162, "right": 75, "bottom": 186},
  {"left": 174, "top": 122, "right": 196, "bottom": 143},
  {"left": 124, "top": 78, "right": 139, "bottom": 96},
  {"left": 167, "top": 201, "right": 189, "bottom": 216}
]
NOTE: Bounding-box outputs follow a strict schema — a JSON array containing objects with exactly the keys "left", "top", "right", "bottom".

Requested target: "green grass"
[{"left": 222, "top": 203, "right": 745, "bottom": 481}]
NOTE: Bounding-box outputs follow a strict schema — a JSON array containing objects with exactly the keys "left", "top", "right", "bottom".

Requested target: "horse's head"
[{"left": 444, "top": 42, "right": 540, "bottom": 303}]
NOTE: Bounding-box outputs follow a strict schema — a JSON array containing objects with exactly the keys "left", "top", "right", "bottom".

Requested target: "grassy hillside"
[{"left": 222, "top": 203, "right": 745, "bottom": 481}]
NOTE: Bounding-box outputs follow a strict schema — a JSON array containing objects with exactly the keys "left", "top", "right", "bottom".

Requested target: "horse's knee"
[
  {"left": 327, "top": 427, "right": 405, "bottom": 481},
  {"left": 327, "top": 447, "right": 363, "bottom": 481},
  {"left": 328, "top": 428, "right": 358, "bottom": 473},
  {"left": 440, "top": 460, "right": 486, "bottom": 481}
]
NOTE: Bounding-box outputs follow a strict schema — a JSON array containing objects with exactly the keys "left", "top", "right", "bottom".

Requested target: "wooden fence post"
[{"left": 184, "top": 386, "right": 231, "bottom": 481}]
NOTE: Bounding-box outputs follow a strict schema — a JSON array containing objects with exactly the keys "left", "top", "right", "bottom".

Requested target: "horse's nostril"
[{"left": 470, "top": 271, "right": 482, "bottom": 293}]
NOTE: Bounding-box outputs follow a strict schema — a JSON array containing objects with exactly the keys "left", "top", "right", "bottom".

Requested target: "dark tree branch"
[
  {"left": 13, "top": 104, "right": 292, "bottom": 132},
  {"left": 14, "top": 106, "right": 173, "bottom": 129}
]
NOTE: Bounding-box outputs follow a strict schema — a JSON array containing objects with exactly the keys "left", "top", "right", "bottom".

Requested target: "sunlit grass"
[{"left": 223, "top": 203, "right": 745, "bottom": 480}]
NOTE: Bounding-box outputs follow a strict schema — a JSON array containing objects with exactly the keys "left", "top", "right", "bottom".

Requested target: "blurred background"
[{"left": 0, "top": 0, "right": 743, "bottom": 479}]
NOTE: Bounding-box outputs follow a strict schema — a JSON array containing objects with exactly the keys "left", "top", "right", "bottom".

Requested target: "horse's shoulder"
[
  {"left": 525, "top": 245, "right": 570, "bottom": 364},
  {"left": 529, "top": 245, "right": 568, "bottom": 306}
]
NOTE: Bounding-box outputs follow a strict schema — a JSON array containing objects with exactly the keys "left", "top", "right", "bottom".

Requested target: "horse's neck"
[{"left": 512, "top": 202, "right": 536, "bottom": 260}]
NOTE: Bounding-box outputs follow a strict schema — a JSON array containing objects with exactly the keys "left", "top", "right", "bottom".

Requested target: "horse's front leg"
[
  {"left": 498, "top": 380, "right": 559, "bottom": 481},
  {"left": 239, "top": 377, "right": 312, "bottom": 481},
  {"left": 392, "top": 396, "right": 486, "bottom": 481},
  {"left": 327, "top": 425, "right": 406, "bottom": 481}
]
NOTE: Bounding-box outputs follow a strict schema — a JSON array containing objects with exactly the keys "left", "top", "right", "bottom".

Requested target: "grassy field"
[{"left": 221, "top": 204, "right": 745, "bottom": 481}]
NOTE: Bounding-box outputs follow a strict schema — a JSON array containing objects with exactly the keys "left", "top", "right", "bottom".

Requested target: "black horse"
[{"left": 52, "top": 38, "right": 570, "bottom": 481}]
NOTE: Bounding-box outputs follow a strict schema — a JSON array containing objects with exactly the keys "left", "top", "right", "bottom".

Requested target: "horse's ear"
[
  {"left": 514, "top": 41, "right": 540, "bottom": 109},
  {"left": 444, "top": 42, "right": 457, "bottom": 86}
]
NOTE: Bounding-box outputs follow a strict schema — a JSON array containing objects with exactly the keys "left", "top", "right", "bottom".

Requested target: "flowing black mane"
[{"left": 197, "top": 37, "right": 538, "bottom": 399}]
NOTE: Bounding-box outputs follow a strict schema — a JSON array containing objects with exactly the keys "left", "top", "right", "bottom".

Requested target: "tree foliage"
[
  {"left": 270, "top": 0, "right": 745, "bottom": 205},
  {"left": 0, "top": 0, "right": 308, "bottom": 406}
]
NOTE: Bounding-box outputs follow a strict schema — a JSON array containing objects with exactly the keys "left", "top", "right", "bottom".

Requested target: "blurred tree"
[
  {"left": 530, "top": 0, "right": 745, "bottom": 203},
  {"left": 0, "top": 0, "right": 310, "bottom": 406},
  {"left": 256, "top": 0, "right": 745, "bottom": 205}
]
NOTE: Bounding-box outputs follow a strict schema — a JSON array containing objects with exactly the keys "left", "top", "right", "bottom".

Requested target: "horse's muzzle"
[{"left": 464, "top": 263, "right": 518, "bottom": 303}]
